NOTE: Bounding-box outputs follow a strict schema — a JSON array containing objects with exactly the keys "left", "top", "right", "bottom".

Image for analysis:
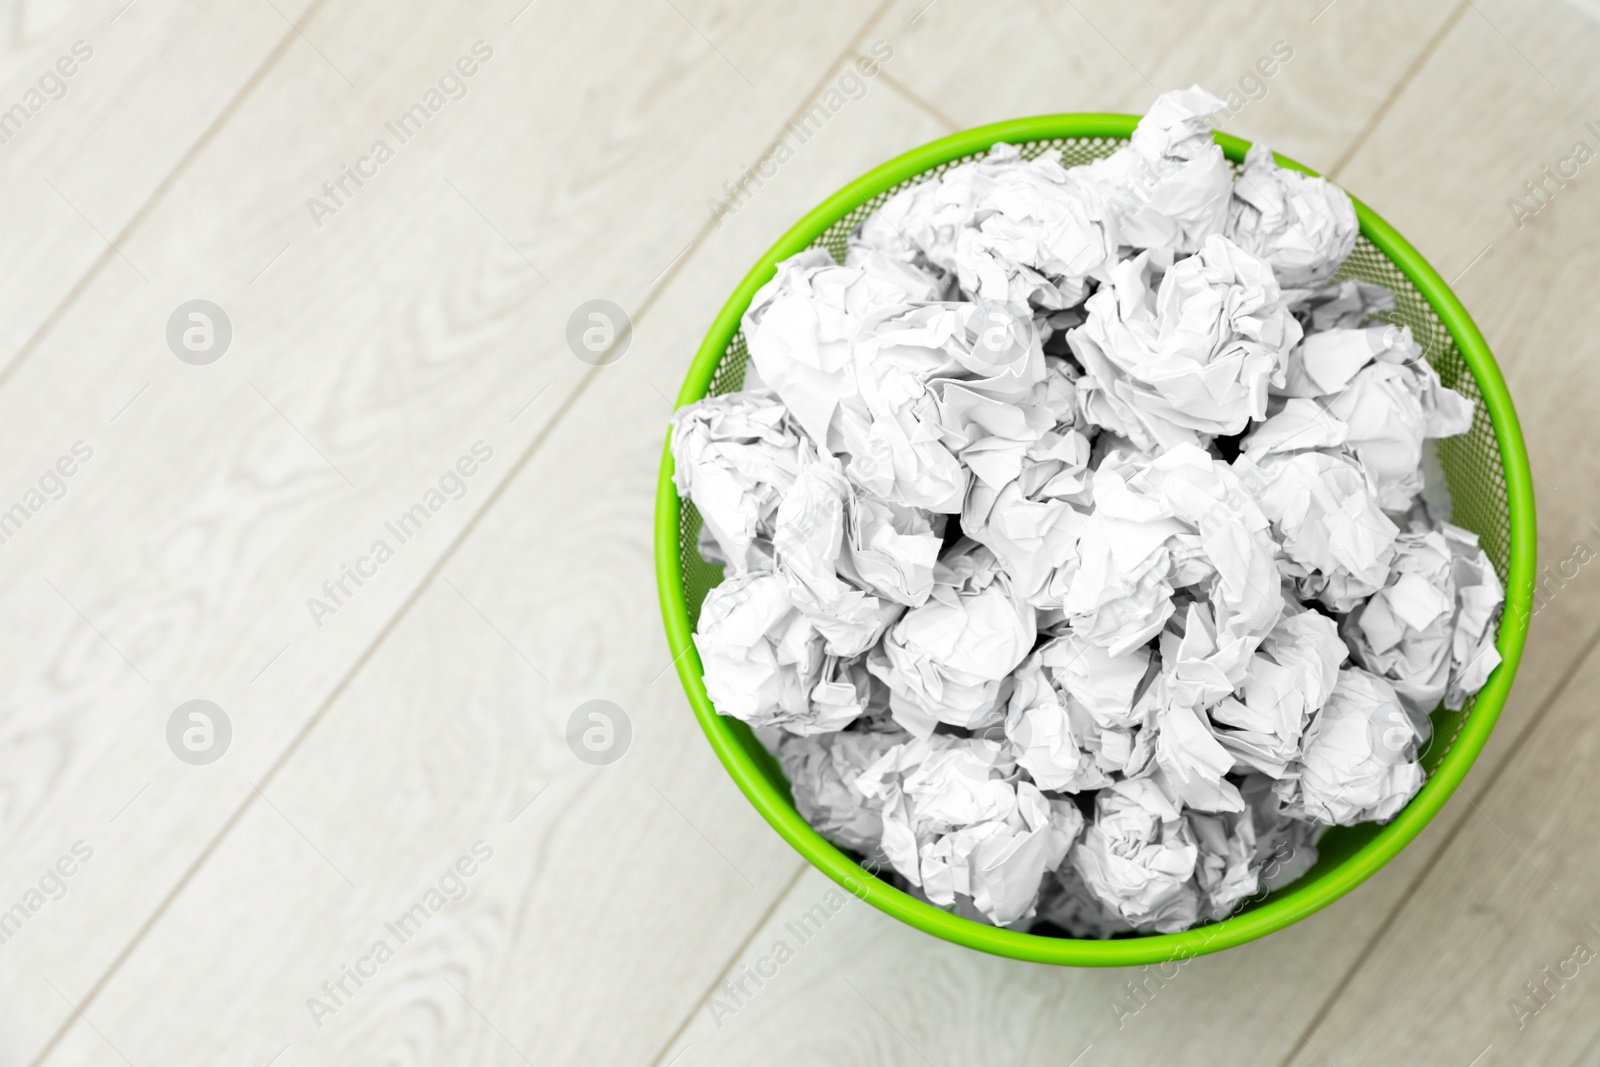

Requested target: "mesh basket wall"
[{"left": 677, "top": 136, "right": 1509, "bottom": 778}]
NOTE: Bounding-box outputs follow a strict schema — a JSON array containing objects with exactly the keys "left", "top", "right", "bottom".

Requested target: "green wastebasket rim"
[{"left": 654, "top": 113, "right": 1536, "bottom": 966}]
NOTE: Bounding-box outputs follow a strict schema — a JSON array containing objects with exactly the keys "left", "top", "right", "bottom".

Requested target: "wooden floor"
[{"left": 0, "top": 0, "right": 1596, "bottom": 1063}]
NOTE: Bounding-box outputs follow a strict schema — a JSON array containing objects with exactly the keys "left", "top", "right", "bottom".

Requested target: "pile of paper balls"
[{"left": 670, "top": 88, "right": 1505, "bottom": 936}]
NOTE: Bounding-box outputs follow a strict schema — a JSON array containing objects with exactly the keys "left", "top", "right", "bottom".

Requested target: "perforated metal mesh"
[{"left": 677, "top": 136, "right": 1509, "bottom": 773}]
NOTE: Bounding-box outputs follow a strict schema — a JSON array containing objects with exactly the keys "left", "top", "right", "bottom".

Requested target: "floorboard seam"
[
  {"left": 0, "top": 0, "right": 335, "bottom": 394},
  {"left": 876, "top": 69, "right": 961, "bottom": 132},
  {"left": 25, "top": 1, "right": 901, "bottom": 1061},
  {"left": 644, "top": 859, "right": 810, "bottom": 1067},
  {"left": 1327, "top": 0, "right": 1472, "bottom": 180},
  {"left": 21, "top": 7, "right": 343, "bottom": 1063}
]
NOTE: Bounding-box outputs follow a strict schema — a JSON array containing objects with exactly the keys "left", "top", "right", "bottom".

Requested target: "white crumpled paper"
[
  {"left": 807, "top": 655, "right": 884, "bottom": 736},
  {"left": 672, "top": 392, "right": 808, "bottom": 574},
  {"left": 741, "top": 246, "right": 944, "bottom": 450},
  {"left": 857, "top": 142, "right": 1121, "bottom": 310},
  {"left": 1188, "top": 807, "right": 1259, "bottom": 919},
  {"left": 1341, "top": 525, "right": 1457, "bottom": 716},
  {"left": 1006, "top": 633, "right": 1162, "bottom": 790},
  {"left": 1069, "top": 236, "right": 1302, "bottom": 452},
  {"left": 678, "top": 86, "right": 1504, "bottom": 938},
  {"left": 1442, "top": 523, "right": 1505, "bottom": 709},
  {"left": 1056, "top": 489, "right": 1179, "bottom": 654},
  {"left": 1286, "top": 278, "right": 1397, "bottom": 333},
  {"left": 855, "top": 735, "right": 1084, "bottom": 925},
  {"left": 933, "top": 334, "right": 1071, "bottom": 492},
  {"left": 1236, "top": 399, "right": 1399, "bottom": 612},
  {"left": 1322, "top": 336, "right": 1475, "bottom": 512},
  {"left": 778, "top": 725, "right": 908, "bottom": 854},
  {"left": 870, "top": 540, "right": 1037, "bottom": 737},
  {"left": 1040, "top": 631, "right": 1155, "bottom": 728},
  {"left": 772, "top": 450, "right": 904, "bottom": 656},
  {"left": 1004, "top": 649, "right": 1110, "bottom": 794},
  {"left": 1276, "top": 323, "right": 1414, "bottom": 400},
  {"left": 1070, "top": 777, "right": 1201, "bottom": 932},
  {"left": 838, "top": 301, "right": 1050, "bottom": 513},
  {"left": 1276, "top": 667, "right": 1425, "bottom": 825},
  {"left": 1068, "top": 85, "right": 1232, "bottom": 267},
  {"left": 1240, "top": 773, "right": 1322, "bottom": 890},
  {"left": 1210, "top": 604, "right": 1349, "bottom": 777},
  {"left": 841, "top": 492, "right": 946, "bottom": 608},
  {"left": 951, "top": 150, "right": 1121, "bottom": 309},
  {"left": 1344, "top": 521, "right": 1504, "bottom": 715},
  {"left": 1273, "top": 317, "right": 1474, "bottom": 512},
  {"left": 1066, "top": 444, "right": 1282, "bottom": 678},
  {"left": 694, "top": 572, "right": 834, "bottom": 732},
  {"left": 1227, "top": 143, "right": 1358, "bottom": 289},
  {"left": 1005, "top": 631, "right": 1160, "bottom": 790},
  {"left": 1032, "top": 864, "right": 1138, "bottom": 938},
  {"left": 1152, "top": 684, "right": 1245, "bottom": 814},
  {"left": 960, "top": 358, "right": 1096, "bottom": 605}
]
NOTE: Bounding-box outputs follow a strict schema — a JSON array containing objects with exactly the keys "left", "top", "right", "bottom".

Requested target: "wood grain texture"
[
  {"left": 0, "top": 0, "right": 888, "bottom": 1060},
  {"left": 33, "top": 52, "right": 947, "bottom": 1067},
  {"left": 881, "top": 0, "right": 1462, "bottom": 168},
  {"left": 0, "top": 0, "right": 319, "bottom": 374}
]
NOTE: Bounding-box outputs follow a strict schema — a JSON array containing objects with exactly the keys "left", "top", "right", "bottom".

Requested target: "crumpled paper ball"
[
  {"left": 671, "top": 392, "right": 808, "bottom": 574},
  {"left": 1069, "top": 235, "right": 1302, "bottom": 451},
  {"left": 1210, "top": 604, "right": 1349, "bottom": 777},
  {"left": 693, "top": 572, "right": 836, "bottom": 732},
  {"left": 1235, "top": 400, "right": 1400, "bottom": 612},
  {"left": 742, "top": 246, "right": 944, "bottom": 450},
  {"left": 960, "top": 359, "right": 1096, "bottom": 605},
  {"left": 841, "top": 492, "right": 946, "bottom": 608},
  {"left": 1286, "top": 277, "right": 1397, "bottom": 334},
  {"left": 1344, "top": 521, "right": 1504, "bottom": 716},
  {"left": 1275, "top": 322, "right": 1413, "bottom": 399},
  {"left": 1322, "top": 338, "right": 1475, "bottom": 512},
  {"left": 1032, "top": 864, "right": 1138, "bottom": 938},
  {"left": 857, "top": 142, "right": 1121, "bottom": 310},
  {"left": 870, "top": 540, "right": 1037, "bottom": 737},
  {"left": 1067, "top": 85, "right": 1233, "bottom": 267},
  {"left": 1188, "top": 806, "right": 1260, "bottom": 919},
  {"left": 1065, "top": 444, "right": 1282, "bottom": 681},
  {"left": 1442, "top": 523, "right": 1505, "bottom": 710},
  {"left": 1240, "top": 772, "right": 1323, "bottom": 890},
  {"left": 1275, "top": 667, "right": 1425, "bottom": 825},
  {"left": 838, "top": 302, "right": 1049, "bottom": 512},
  {"left": 1070, "top": 777, "right": 1201, "bottom": 932},
  {"left": 1227, "top": 142, "right": 1358, "bottom": 289},
  {"left": 778, "top": 725, "right": 909, "bottom": 854},
  {"left": 1341, "top": 525, "right": 1458, "bottom": 716},
  {"left": 1006, "top": 646, "right": 1113, "bottom": 793},
  {"left": 1152, "top": 687, "right": 1247, "bottom": 814},
  {"left": 1006, "top": 633, "right": 1161, "bottom": 789},
  {"left": 855, "top": 734, "right": 1083, "bottom": 925},
  {"left": 772, "top": 450, "right": 904, "bottom": 656}
]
